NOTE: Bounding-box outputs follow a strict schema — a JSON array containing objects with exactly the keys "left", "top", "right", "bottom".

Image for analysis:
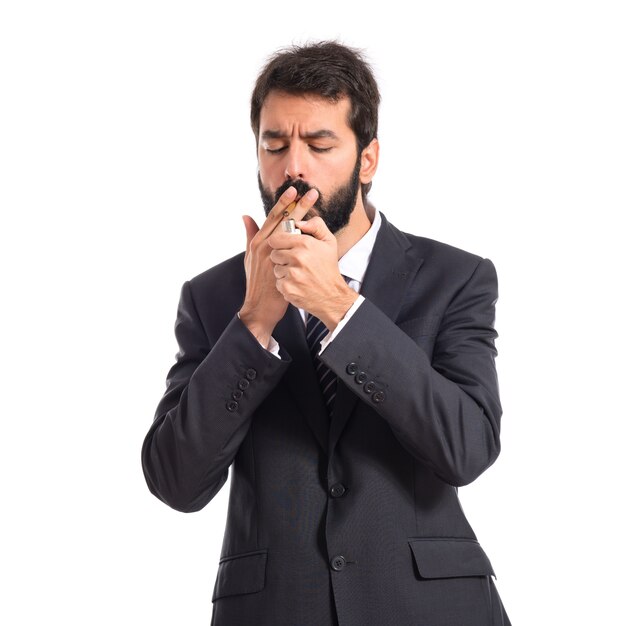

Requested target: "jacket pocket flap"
[
  {"left": 212, "top": 549, "right": 267, "bottom": 602},
  {"left": 408, "top": 538, "right": 495, "bottom": 579}
]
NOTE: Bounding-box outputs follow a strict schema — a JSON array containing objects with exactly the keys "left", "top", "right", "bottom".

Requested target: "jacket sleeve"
[
  {"left": 319, "top": 257, "right": 502, "bottom": 487},
  {"left": 141, "top": 280, "right": 292, "bottom": 512}
]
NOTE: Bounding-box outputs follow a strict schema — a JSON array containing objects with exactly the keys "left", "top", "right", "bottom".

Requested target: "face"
[{"left": 257, "top": 91, "right": 363, "bottom": 235}]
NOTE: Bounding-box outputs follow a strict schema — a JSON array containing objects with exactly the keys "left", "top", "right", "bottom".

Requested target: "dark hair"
[{"left": 250, "top": 41, "right": 381, "bottom": 197}]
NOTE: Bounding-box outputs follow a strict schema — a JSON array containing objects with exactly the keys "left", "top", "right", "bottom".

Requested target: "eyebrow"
[{"left": 260, "top": 129, "right": 339, "bottom": 141}]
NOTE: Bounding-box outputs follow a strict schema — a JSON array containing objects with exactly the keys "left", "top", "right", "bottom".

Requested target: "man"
[{"left": 142, "top": 41, "right": 511, "bottom": 626}]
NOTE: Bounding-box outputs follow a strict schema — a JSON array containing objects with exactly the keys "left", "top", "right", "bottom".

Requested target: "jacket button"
[
  {"left": 363, "top": 381, "right": 376, "bottom": 394},
  {"left": 330, "top": 555, "right": 346, "bottom": 571},
  {"left": 355, "top": 371, "right": 367, "bottom": 384},
  {"left": 330, "top": 483, "right": 346, "bottom": 498},
  {"left": 245, "top": 368, "right": 257, "bottom": 380},
  {"left": 226, "top": 400, "right": 239, "bottom": 412},
  {"left": 238, "top": 378, "right": 250, "bottom": 390},
  {"left": 346, "top": 362, "right": 358, "bottom": 375},
  {"left": 372, "top": 390, "right": 386, "bottom": 403},
  {"left": 232, "top": 390, "right": 243, "bottom": 400}
]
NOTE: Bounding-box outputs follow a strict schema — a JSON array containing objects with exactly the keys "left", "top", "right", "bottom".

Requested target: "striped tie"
[
  {"left": 306, "top": 311, "right": 337, "bottom": 417},
  {"left": 305, "top": 275, "right": 352, "bottom": 418}
]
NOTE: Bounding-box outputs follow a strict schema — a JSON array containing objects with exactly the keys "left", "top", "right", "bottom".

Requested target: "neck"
[{"left": 335, "top": 196, "right": 372, "bottom": 259}]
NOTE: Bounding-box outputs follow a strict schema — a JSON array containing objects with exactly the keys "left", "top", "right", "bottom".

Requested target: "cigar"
[{"left": 282, "top": 196, "right": 301, "bottom": 218}]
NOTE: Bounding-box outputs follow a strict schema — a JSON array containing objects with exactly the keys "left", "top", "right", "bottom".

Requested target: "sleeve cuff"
[
  {"left": 236, "top": 311, "right": 282, "bottom": 360},
  {"left": 319, "top": 294, "right": 365, "bottom": 355},
  {"left": 266, "top": 335, "right": 281, "bottom": 359}
]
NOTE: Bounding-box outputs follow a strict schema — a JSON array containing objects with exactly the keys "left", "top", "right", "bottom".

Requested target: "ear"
[{"left": 359, "top": 138, "right": 379, "bottom": 185}]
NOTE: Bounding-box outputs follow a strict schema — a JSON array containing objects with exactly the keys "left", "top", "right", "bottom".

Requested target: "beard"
[{"left": 257, "top": 158, "right": 361, "bottom": 235}]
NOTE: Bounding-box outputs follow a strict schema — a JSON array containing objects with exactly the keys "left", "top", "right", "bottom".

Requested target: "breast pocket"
[{"left": 211, "top": 549, "right": 268, "bottom": 602}]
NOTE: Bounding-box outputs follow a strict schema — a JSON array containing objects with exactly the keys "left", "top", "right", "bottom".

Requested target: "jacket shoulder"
[
  {"left": 181, "top": 252, "right": 246, "bottom": 337},
  {"left": 403, "top": 231, "right": 484, "bottom": 266},
  {"left": 381, "top": 212, "right": 489, "bottom": 285},
  {"left": 187, "top": 251, "right": 246, "bottom": 293}
]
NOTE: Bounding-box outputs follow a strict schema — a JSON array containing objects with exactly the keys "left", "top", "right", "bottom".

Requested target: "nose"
[{"left": 284, "top": 142, "right": 306, "bottom": 181}]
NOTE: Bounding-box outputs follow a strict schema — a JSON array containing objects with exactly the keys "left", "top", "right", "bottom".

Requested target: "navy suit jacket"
[{"left": 141, "top": 211, "right": 511, "bottom": 625}]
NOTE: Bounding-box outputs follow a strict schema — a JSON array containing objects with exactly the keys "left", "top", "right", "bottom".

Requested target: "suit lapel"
[{"left": 328, "top": 211, "right": 424, "bottom": 456}]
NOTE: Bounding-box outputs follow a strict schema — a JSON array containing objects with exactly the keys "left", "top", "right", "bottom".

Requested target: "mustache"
[{"left": 273, "top": 179, "right": 321, "bottom": 204}]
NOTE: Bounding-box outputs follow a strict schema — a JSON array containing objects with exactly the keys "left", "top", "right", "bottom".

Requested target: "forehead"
[{"left": 259, "top": 91, "right": 353, "bottom": 136}]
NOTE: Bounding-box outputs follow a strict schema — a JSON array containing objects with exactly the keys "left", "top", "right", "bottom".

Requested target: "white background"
[{"left": 1, "top": 1, "right": 624, "bottom": 624}]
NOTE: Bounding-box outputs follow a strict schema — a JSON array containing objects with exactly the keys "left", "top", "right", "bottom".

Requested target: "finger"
[
  {"left": 257, "top": 186, "right": 298, "bottom": 240},
  {"left": 273, "top": 264, "right": 287, "bottom": 280},
  {"left": 295, "top": 215, "right": 332, "bottom": 241},
  {"left": 269, "top": 187, "right": 320, "bottom": 236},
  {"left": 269, "top": 249, "right": 290, "bottom": 265},
  {"left": 242, "top": 215, "right": 260, "bottom": 248}
]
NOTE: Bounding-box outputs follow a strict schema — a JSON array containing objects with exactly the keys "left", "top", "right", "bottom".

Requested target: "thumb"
[
  {"left": 295, "top": 216, "right": 332, "bottom": 241},
  {"left": 242, "top": 215, "right": 260, "bottom": 247}
]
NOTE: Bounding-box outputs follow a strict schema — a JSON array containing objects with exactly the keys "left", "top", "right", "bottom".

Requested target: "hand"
[
  {"left": 239, "top": 187, "right": 319, "bottom": 346},
  {"left": 268, "top": 216, "right": 359, "bottom": 332}
]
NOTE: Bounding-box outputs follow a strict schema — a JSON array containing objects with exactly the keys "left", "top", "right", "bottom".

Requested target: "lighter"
[{"left": 281, "top": 218, "right": 301, "bottom": 234}]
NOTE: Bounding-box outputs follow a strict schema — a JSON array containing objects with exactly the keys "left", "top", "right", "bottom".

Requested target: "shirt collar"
[{"left": 338, "top": 205, "right": 381, "bottom": 285}]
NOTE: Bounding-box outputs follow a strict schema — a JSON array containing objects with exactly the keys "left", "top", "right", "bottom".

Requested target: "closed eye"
[{"left": 265, "top": 145, "right": 333, "bottom": 154}]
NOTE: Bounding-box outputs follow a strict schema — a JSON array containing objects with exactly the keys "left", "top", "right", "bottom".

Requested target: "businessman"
[{"left": 142, "top": 41, "right": 511, "bottom": 626}]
